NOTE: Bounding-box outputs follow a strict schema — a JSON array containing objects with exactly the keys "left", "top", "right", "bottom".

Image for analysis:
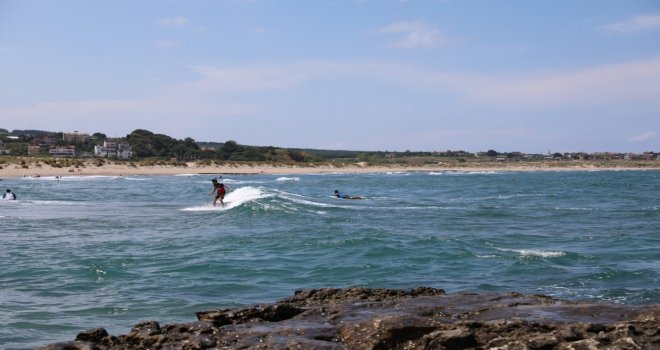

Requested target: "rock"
[
  {"left": 37, "top": 287, "right": 659, "bottom": 349},
  {"left": 75, "top": 328, "right": 109, "bottom": 342}
]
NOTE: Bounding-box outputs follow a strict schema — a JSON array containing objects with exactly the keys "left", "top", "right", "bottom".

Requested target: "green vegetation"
[
  {"left": 3, "top": 142, "right": 29, "bottom": 156},
  {"left": 1, "top": 127, "right": 658, "bottom": 166}
]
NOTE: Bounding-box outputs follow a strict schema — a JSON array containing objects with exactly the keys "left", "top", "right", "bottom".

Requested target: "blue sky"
[{"left": 1, "top": 0, "right": 659, "bottom": 153}]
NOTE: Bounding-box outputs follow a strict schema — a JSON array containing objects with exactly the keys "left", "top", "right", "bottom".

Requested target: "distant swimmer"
[
  {"left": 210, "top": 178, "right": 231, "bottom": 207},
  {"left": 3, "top": 189, "right": 16, "bottom": 200},
  {"left": 334, "top": 190, "right": 362, "bottom": 200}
]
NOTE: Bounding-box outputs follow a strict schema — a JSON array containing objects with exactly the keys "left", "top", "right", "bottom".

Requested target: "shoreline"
[{"left": 1, "top": 160, "right": 659, "bottom": 178}]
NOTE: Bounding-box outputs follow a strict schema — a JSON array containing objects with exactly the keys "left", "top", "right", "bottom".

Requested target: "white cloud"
[
  {"left": 444, "top": 58, "right": 660, "bottom": 108},
  {"left": 0, "top": 96, "right": 259, "bottom": 136},
  {"left": 600, "top": 14, "right": 660, "bottom": 33},
  {"left": 157, "top": 16, "right": 190, "bottom": 27},
  {"left": 4, "top": 58, "right": 659, "bottom": 138},
  {"left": 182, "top": 62, "right": 353, "bottom": 93},
  {"left": 175, "top": 58, "right": 660, "bottom": 110},
  {"left": 379, "top": 21, "right": 449, "bottom": 49},
  {"left": 628, "top": 131, "right": 657, "bottom": 142}
]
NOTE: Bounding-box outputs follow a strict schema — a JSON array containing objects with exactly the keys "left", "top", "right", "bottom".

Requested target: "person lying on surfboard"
[
  {"left": 210, "top": 178, "right": 231, "bottom": 207},
  {"left": 335, "top": 190, "right": 362, "bottom": 200}
]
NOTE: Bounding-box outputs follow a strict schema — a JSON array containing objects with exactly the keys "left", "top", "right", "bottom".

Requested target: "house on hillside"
[
  {"left": 94, "top": 139, "right": 133, "bottom": 160},
  {"left": 32, "top": 135, "right": 56, "bottom": 148},
  {"left": 49, "top": 146, "right": 76, "bottom": 157},
  {"left": 63, "top": 131, "right": 90, "bottom": 144},
  {"left": 27, "top": 145, "right": 41, "bottom": 156}
]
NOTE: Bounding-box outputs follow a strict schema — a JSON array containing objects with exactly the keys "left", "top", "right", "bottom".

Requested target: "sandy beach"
[{"left": 1, "top": 158, "right": 659, "bottom": 178}]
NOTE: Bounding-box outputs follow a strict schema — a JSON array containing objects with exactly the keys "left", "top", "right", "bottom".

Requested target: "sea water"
[{"left": 0, "top": 170, "right": 658, "bottom": 349}]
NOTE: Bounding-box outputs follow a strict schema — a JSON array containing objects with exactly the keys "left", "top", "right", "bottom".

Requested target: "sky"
[{"left": 1, "top": 0, "right": 659, "bottom": 153}]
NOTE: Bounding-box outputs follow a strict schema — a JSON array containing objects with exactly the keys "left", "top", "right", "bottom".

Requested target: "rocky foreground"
[{"left": 39, "top": 287, "right": 658, "bottom": 349}]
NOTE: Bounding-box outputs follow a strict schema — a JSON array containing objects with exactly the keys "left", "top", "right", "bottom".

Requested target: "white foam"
[
  {"left": 276, "top": 177, "right": 300, "bottom": 182},
  {"left": 290, "top": 196, "right": 338, "bottom": 208},
  {"left": 181, "top": 186, "right": 268, "bottom": 211},
  {"left": 495, "top": 247, "right": 566, "bottom": 258},
  {"left": 274, "top": 190, "right": 346, "bottom": 208},
  {"left": 29, "top": 200, "right": 79, "bottom": 206},
  {"left": 0, "top": 200, "right": 78, "bottom": 207},
  {"left": 23, "top": 175, "right": 120, "bottom": 181},
  {"left": 223, "top": 179, "right": 266, "bottom": 184},
  {"left": 444, "top": 171, "right": 500, "bottom": 175},
  {"left": 555, "top": 207, "right": 594, "bottom": 211}
]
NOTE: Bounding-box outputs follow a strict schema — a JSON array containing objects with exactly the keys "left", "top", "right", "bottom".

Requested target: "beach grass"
[{"left": 0, "top": 156, "right": 658, "bottom": 177}]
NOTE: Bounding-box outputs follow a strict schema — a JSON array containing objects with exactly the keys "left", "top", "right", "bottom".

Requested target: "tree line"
[
  {"left": 0, "top": 128, "right": 321, "bottom": 162},
  {"left": 0, "top": 127, "right": 484, "bottom": 163}
]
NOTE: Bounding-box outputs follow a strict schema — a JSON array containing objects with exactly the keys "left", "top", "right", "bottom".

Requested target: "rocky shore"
[{"left": 39, "top": 287, "right": 658, "bottom": 349}]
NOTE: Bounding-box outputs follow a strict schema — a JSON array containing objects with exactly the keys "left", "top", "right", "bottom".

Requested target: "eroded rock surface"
[{"left": 37, "top": 287, "right": 659, "bottom": 349}]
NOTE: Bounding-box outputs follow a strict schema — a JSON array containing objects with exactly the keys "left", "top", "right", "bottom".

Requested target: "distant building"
[
  {"left": 63, "top": 131, "right": 90, "bottom": 144},
  {"left": 178, "top": 154, "right": 200, "bottom": 161},
  {"left": 94, "top": 139, "right": 133, "bottom": 160},
  {"left": 49, "top": 146, "right": 76, "bottom": 157},
  {"left": 0, "top": 140, "right": 9, "bottom": 155},
  {"left": 94, "top": 139, "right": 117, "bottom": 158},
  {"left": 27, "top": 145, "right": 42, "bottom": 156},
  {"left": 31, "top": 135, "right": 56, "bottom": 148}
]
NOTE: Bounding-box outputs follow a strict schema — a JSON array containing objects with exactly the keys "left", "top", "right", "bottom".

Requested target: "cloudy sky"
[{"left": 1, "top": 0, "right": 659, "bottom": 153}]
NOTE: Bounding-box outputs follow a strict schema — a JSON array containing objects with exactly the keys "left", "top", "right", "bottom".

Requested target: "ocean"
[{"left": 0, "top": 170, "right": 658, "bottom": 349}]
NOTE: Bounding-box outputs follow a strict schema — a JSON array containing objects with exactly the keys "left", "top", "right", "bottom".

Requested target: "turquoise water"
[{"left": 1, "top": 170, "right": 658, "bottom": 349}]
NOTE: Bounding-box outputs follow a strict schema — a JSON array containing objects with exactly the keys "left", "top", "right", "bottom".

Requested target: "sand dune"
[{"left": 0, "top": 159, "right": 658, "bottom": 178}]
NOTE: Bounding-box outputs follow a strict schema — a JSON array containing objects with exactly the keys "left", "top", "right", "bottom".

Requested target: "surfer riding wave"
[{"left": 210, "top": 178, "right": 231, "bottom": 207}]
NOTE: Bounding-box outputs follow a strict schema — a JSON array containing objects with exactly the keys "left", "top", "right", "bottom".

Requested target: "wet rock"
[
  {"left": 282, "top": 286, "right": 446, "bottom": 307},
  {"left": 75, "top": 328, "right": 108, "bottom": 342},
  {"left": 197, "top": 303, "right": 305, "bottom": 326},
  {"left": 37, "top": 287, "right": 659, "bottom": 350}
]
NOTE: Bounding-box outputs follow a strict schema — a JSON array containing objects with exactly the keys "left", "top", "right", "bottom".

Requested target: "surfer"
[
  {"left": 3, "top": 188, "right": 16, "bottom": 200},
  {"left": 334, "top": 190, "right": 362, "bottom": 200},
  {"left": 210, "top": 178, "right": 231, "bottom": 207}
]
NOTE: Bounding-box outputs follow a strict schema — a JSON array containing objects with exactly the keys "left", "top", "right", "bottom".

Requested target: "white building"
[{"left": 94, "top": 139, "right": 132, "bottom": 160}]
